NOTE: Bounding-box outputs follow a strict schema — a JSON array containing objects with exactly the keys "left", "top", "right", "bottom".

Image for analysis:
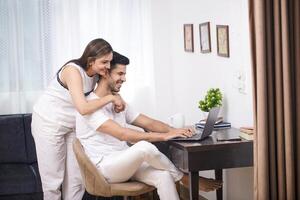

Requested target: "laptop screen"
[{"left": 200, "top": 107, "right": 220, "bottom": 139}]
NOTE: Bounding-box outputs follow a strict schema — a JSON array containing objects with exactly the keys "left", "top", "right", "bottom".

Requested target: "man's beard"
[{"left": 108, "top": 82, "right": 120, "bottom": 93}]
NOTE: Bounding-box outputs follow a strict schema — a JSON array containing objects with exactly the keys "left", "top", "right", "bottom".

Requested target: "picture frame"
[
  {"left": 199, "top": 22, "right": 211, "bottom": 53},
  {"left": 183, "top": 24, "right": 194, "bottom": 52},
  {"left": 216, "top": 25, "right": 230, "bottom": 57}
]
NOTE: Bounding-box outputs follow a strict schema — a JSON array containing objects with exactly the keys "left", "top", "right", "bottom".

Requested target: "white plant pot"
[
  {"left": 201, "top": 111, "right": 209, "bottom": 121},
  {"left": 201, "top": 107, "right": 223, "bottom": 121}
]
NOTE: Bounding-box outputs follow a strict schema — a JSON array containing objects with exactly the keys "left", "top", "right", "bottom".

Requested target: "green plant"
[{"left": 198, "top": 88, "right": 222, "bottom": 112}]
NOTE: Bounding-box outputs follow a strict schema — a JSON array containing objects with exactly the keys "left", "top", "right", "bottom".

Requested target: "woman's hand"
[
  {"left": 112, "top": 94, "right": 126, "bottom": 113},
  {"left": 163, "top": 128, "right": 194, "bottom": 141}
]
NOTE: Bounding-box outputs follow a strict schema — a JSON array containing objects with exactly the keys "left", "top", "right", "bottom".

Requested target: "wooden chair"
[{"left": 72, "top": 138, "right": 155, "bottom": 200}]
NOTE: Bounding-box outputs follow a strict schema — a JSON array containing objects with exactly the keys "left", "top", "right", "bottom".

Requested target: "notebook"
[{"left": 195, "top": 121, "right": 231, "bottom": 129}]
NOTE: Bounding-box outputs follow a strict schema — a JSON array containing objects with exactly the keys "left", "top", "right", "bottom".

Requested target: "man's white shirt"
[{"left": 76, "top": 92, "right": 140, "bottom": 166}]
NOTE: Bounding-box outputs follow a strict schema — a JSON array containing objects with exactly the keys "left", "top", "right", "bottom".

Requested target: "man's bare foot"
[{"left": 180, "top": 175, "right": 223, "bottom": 192}]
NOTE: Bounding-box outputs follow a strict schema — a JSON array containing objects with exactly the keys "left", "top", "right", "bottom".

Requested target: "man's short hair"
[{"left": 110, "top": 51, "right": 129, "bottom": 71}]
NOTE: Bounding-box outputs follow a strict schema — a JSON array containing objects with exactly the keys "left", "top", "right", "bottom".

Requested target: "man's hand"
[
  {"left": 163, "top": 128, "right": 194, "bottom": 141},
  {"left": 112, "top": 94, "right": 126, "bottom": 113}
]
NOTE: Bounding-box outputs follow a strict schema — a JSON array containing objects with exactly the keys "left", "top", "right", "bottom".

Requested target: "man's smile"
[{"left": 116, "top": 81, "right": 123, "bottom": 87}]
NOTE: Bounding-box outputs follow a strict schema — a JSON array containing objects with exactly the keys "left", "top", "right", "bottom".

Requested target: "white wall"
[{"left": 151, "top": 0, "right": 253, "bottom": 199}]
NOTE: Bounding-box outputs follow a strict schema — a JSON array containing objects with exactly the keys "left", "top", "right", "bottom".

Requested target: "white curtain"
[
  {"left": 0, "top": 0, "right": 52, "bottom": 114},
  {"left": 0, "top": 0, "right": 157, "bottom": 115}
]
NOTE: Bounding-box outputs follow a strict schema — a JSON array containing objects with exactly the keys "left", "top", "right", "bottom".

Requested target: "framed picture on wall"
[
  {"left": 199, "top": 22, "right": 211, "bottom": 53},
  {"left": 183, "top": 24, "right": 194, "bottom": 52},
  {"left": 216, "top": 25, "right": 230, "bottom": 57}
]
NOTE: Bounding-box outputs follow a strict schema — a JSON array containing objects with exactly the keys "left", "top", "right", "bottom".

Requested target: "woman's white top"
[{"left": 33, "top": 62, "right": 98, "bottom": 128}]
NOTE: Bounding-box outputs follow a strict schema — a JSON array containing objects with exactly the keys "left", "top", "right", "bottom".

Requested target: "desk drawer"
[{"left": 188, "top": 143, "right": 253, "bottom": 171}]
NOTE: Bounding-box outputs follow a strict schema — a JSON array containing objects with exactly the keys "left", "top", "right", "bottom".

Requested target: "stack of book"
[
  {"left": 239, "top": 127, "right": 254, "bottom": 140},
  {"left": 195, "top": 117, "right": 231, "bottom": 130}
]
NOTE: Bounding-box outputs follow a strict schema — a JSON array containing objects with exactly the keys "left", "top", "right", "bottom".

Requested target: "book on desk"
[
  {"left": 195, "top": 121, "right": 231, "bottom": 130},
  {"left": 238, "top": 127, "right": 254, "bottom": 140}
]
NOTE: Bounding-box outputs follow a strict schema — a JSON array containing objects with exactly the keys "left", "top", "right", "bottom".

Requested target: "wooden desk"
[{"left": 155, "top": 128, "right": 253, "bottom": 200}]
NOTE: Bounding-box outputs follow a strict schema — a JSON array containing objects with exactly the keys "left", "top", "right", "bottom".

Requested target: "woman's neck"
[{"left": 86, "top": 66, "right": 95, "bottom": 77}]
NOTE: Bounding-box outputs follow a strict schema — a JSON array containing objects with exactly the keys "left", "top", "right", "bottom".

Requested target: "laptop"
[{"left": 171, "top": 107, "right": 220, "bottom": 141}]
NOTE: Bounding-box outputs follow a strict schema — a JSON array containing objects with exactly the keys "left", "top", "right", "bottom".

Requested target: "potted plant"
[{"left": 198, "top": 88, "right": 222, "bottom": 118}]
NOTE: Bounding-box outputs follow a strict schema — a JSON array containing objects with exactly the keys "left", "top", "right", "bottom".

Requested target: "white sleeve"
[
  {"left": 83, "top": 109, "right": 110, "bottom": 131},
  {"left": 125, "top": 104, "right": 140, "bottom": 124}
]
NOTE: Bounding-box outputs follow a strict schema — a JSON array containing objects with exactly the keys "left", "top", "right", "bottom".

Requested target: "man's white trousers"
[{"left": 98, "top": 141, "right": 183, "bottom": 200}]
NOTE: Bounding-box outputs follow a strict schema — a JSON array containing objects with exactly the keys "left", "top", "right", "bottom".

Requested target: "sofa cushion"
[
  {"left": 23, "top": 114, "right": 37, "bottom": 163},
  {"left": 0, "top": 115, "right": 27, "bottom": 163},
  {"left": 0, "top": 164, "right": 41, "bottom": 195},
  {"left": 30, "top": 163, "right": 43, "bottom": 193}
]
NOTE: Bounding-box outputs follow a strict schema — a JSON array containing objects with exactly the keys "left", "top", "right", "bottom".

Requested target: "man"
[{"left": 76, "top": 52, "right": 221, "bottom": 200}]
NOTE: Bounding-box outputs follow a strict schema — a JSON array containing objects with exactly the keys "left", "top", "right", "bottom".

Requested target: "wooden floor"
[{"left": 178, "top": 182, "right": 208, "bottom": 200}]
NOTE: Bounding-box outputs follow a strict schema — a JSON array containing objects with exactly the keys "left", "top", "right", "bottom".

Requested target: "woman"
[{"left": 31, "top": 38, "right": 124, "bottom": 200}]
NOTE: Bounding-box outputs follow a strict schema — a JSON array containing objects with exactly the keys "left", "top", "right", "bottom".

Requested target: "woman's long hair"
[{"left": 63, "top": 38, "right": 113, "bottom": 70}]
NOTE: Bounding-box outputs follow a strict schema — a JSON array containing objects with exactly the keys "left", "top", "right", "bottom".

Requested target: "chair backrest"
[{"left": 73, "top": 138, "right": 112, "bottom": 197}]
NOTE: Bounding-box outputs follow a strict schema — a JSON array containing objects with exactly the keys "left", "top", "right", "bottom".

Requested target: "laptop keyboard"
[
  {"left": 185, "top": 133, "right": 202, "bottom": 140},
  {"left": 171, "top": 128, "right": 203, "bottom": 140}
]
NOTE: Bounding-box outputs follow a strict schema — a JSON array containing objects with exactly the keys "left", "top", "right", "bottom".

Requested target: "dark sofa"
[
  {"left": 0, "top": 114, "right": 43, "bottom": 200},
  {"left": 0, "top": 114, "right": 123, "bottom": 200}
]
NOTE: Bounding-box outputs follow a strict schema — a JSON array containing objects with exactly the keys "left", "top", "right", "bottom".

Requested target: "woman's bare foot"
[{"left": 180, "top": 175, "right": 223, "bottom": 192}]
